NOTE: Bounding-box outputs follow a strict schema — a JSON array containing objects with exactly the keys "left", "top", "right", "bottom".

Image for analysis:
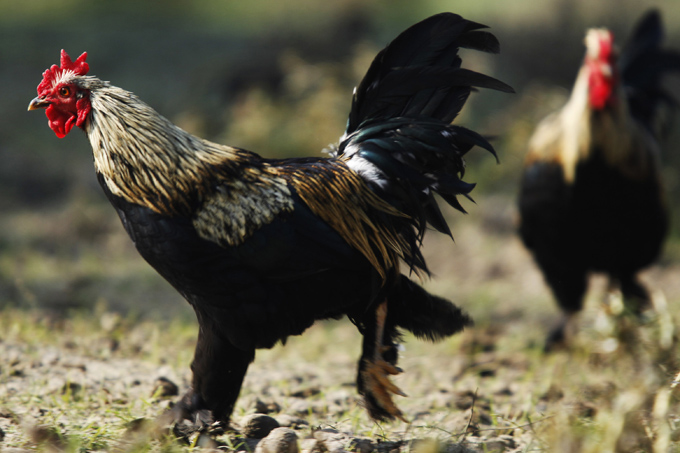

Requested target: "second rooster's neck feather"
[{"left": 527, "top": 62, "right": 657, "bottom": 183}]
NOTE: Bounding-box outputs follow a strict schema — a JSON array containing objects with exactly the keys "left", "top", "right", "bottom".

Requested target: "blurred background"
[{"left": 1, "top": 0, "right": 679, "bottom": 323}]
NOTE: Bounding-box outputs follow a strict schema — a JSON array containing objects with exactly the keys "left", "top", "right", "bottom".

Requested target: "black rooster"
[
  {"left": 29, "top": 13, "right": 512, "bottom": 427},
  {"left": 518, "top": 10, "right": 680, "bottom": 349}
]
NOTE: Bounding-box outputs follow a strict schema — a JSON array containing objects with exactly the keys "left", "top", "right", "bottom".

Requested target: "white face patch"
[{"left": 51, "top": 70, "right": 77, "bottom": 90}]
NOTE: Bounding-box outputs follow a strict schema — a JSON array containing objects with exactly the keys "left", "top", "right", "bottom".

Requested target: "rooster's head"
[
  {"left": 584, "top": 29, "right": 618, "bottom": 110},
  {"left": 28, "top": 50, "right": 92, "bottom": 138}
]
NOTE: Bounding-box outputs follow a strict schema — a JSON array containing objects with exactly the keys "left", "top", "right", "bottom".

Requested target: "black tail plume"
[
  {"left": 389, "top": 276, "right": 473, "bottom": 341},
  {"left": 621, "top": 9, "right": 680, "bottom": 136},
  {"left": 332, "top": 13, "right": 512, "bottom": 275},
  {"left": 345, "top": 13, "right": 512, "bottom": 132}
]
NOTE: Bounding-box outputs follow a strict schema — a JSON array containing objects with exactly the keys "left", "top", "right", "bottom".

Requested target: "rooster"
[
  {"left": 518, "top": 10, "right": 679, "bottom": 349},
  {"left": 28, "top": 13, "right": 512, "bottom": 428}
]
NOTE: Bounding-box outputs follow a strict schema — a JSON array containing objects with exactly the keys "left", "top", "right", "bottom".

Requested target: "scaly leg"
[{"left": 358, "top": 300, "right": 408, "bottom": 422}]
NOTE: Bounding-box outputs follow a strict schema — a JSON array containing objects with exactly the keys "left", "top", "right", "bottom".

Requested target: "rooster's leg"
[
  {"left": 358, "top": 300, "right": 408, "bottom": 422},
  {"left": 619, "top": 274, "right": 652, "bottom": 316},
  {"left": 168, "top": 317, "right": 255, "bottom": 435},
  {"left": 544, "top": 311, "right": 578, "bottom": 352},
  {"left": 541, "top": 262, "right": 587, "bottom": 351}
]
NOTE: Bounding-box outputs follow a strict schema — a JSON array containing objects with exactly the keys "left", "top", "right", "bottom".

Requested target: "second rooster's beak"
[{"left": 28, "top": 97, "right": 50, "bottom": 111}]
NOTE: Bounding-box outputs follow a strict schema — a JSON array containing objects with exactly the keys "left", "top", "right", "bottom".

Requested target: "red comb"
[
  {"left": 37, "top": 50, "right": 89, "bottom": 96},
  {"left": 599, "top": 31, "right": 614, "bottom": 61}
]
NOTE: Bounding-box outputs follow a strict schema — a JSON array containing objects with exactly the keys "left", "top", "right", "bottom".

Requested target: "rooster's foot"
[{"left": 362, "top": 357, "right": 408, "bottom": 422}]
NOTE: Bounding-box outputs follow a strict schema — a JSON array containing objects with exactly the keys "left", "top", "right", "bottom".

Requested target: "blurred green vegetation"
[{"left": 0, "top": 0, "right": 679, "bottom": 317}]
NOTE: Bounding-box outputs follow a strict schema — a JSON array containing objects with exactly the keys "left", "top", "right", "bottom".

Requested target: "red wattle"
[
  {"left": 587, "top": 62, "right": 613, "bottom": 110},
  {"left": 45, "top": 104, "right": 76, "bottom": 138},
  {"left": 75, "top": 98, "right": 91, "bottom": 128}
]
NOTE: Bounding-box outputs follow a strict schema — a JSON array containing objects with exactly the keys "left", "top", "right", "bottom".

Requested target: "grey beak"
[{"left": 28, "top": 96, "right": 50, "bottom": 111}]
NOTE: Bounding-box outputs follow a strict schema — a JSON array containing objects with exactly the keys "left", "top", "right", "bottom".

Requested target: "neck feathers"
[
  {"left": 86, "top": 85, "right": 249, "bottom": 215},
  {"left": 527, "top": 58, "right": 649, "bottom": 183}
]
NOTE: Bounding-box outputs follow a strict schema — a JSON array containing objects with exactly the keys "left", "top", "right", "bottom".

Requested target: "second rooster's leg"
[{"left": 358, "top": 300, "right": 408, "bottom": 422}]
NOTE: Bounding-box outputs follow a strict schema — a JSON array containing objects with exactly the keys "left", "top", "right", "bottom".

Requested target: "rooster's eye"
[{"left": 58, "top": 87, "right": 71, "bottom": 97}]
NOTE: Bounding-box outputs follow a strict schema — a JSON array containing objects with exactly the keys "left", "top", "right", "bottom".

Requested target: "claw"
[{"left": 362, "top": 358, "right": 408, "bottom": 422}]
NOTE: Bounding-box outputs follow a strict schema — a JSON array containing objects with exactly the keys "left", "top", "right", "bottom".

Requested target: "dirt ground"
[{"left": 2, "top": 196, "right": 680, "bottom": 452}]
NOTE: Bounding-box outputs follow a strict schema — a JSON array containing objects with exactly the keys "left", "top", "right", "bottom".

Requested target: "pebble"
[
  {"left": 463, "top": 435, "right": 515, "bottom": 452},
  {"left": 314, "top": 428, "right": 372, "bottom": 453},
  {"left": 195, "top": 432, "right": 220, "bottom": 449},
  {"left": 299, "top": 438, "right": 319, "bottom": 452},
  {"left": 27, "top": 425, "right": 66, "bottom": 450},
  {"left": 255, "top": 399, "right": 282, "bottom": 414},
  {"left": 61, "top": 382, "right": 82, "bottom": 396},
  {"left": 151, "top": 377, "right": 179, "bottom": 398},
  {"left": 275, "top": 414, "right": 309, "bottom": 429},
  {"left": 241, "top": 414, "right": 280, "bottom": 439},
  {"left": 255, "top": 427, "right": 299, "bottom": 453}
]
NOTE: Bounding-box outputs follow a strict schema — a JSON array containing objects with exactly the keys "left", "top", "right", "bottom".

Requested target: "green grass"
[{"left": 2, "top": 281, "right": 680, "bottom": 452}]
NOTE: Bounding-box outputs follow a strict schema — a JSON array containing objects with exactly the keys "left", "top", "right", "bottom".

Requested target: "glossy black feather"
[
  {"left": 621, "top": 9, "right": 680, "bottom": 134},
  {"left": 346, "top": 13, "right": 512, "bottom": 134},
  {"left": 334, "top": 14, "right": 510, "bottom": 273}
]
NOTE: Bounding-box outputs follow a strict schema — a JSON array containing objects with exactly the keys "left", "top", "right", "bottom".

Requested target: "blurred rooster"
[
  {"left": 518, "top": 10, "right": 680, "bottom": 349},
  {"left": 29, "top": 13, "right": 511, "bottom": 428}
]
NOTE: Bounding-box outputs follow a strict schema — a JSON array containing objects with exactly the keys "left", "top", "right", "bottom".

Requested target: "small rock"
[
  {"left": 287, "top": 399, "right": 313, "bottom": 416},
  {"left": 299, "top": 438, "right": 319, "bottom": 452},
  {"left": 571, "top": 401, "right": 597, "bottom": 419},
  {"left": 347, "top": 437, "right": 373, "bottom": 453},
  {"left": 124, "top": 418, "right": 152, "bottom": 434},
  {"left": 242, "top": 414, "right": 280, "bottom": 439},
  {"left": 276, "top": 414, "right": 309, "bottom": 429},
  {"left": 494, "top": 387, "right": 514, "bottom": 396},
  {"left": 61, "top": 382, "right": 82, "bottom": 396},
  {"left": 255, "top": 427, "right": 298, "bottom": 453},
  {"left": 408, "top": 439, "right": 442, "bottom": 453},
  {"left": 313, "top": 428, "right": 339, "bottom": 441},
  {"left": 314, "top": 429, "right": 373, "bottom": 453},
  {"left": 195, "top": 432, "right": 220, "bottom": 449},
  {"left": 28, "top": 425, "right": 66, "bottom": 450},
  {"left": 0, "top": 407, "right": 19, "bottom": 423},
  {"left": 239, "top": 438, "right": 262, "bottom": 451},
  {"left": 454, "top": 391, "right": 477, "bottom": 410},
  {"left": 255, "top": 399, "right": 282, "bottom": 414},
  {"left": 100, "top": 312, "right": 122, "bottom": 332},
  {"left": 0, "top": 426, "right": 5, "bottom": 442},
  {"left": 540, "top": 384, "right": 564, "bottom": 402},
  {"left": 373, "top": 440, "right": 403, "bottom": 453},
  {"left": 478, "top": 368, "right": 496, "bottom": 378},
  {"left": 152, "top": 377, "right": 179, "bottom": 398},
  {"left": 464, "top": 435, "right": 514, "bottom": 452},
  {"left": 480, "top": 437, "right": 513, "bottom": 452},
  {"left": 290, "top": 387, "right": 321, "bottom": 398}
]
